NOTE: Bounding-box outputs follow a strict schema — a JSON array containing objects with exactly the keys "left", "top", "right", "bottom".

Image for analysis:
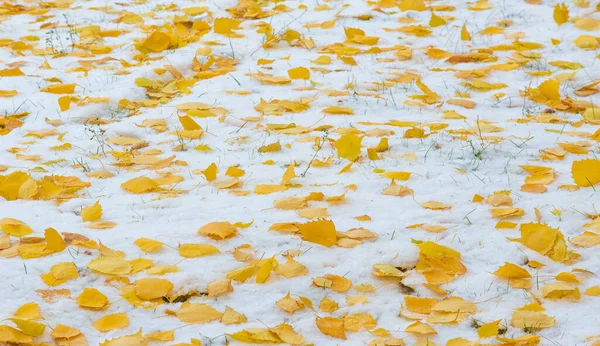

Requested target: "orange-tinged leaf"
[{"left": 315, "top": 316, "right": 346, "bottom": 339}]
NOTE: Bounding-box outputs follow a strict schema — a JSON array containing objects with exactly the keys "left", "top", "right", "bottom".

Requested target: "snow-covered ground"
[{"left": 1, "top": 0, "right": 600, "bottom": 344}]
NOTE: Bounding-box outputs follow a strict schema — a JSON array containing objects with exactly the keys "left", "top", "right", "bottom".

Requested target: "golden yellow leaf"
[
  {"left": 0, "top": 218, "right": 33, "bottom": 237},
  {"left": 429, "top": 12, "right": 446, "bottom": 27},
  {"left": 198, "top": 221, "right": 237, "bottom": 240},
  {"left": 288, "top": 66, "right": 310, "bottom": 80},
  {"left": 14, "top": 302, "right": 41, "bottom": 320},
  {"left": 81, "top": 201, "right": 102, "bottom": 222},
  {"left": 207, "top": 279, "right": 233, "bottom": 297},
  {"left": 335, "top": 134, "right": 362, "bottom": 161},
  {"left": 121, "top": 177, "right": 159, "bottom": 193},
  {"left": 572, "top": 159, "right": 600, "bottom": 187},
  {"left": 493, "top": 262, "right": 531, "bottom": 279},
  {"left": 299, "top": 219, "right": 337, "bottom": 247},
  {"left": 93, "top": 313, "right": 129, "bottom": 332},
  {"left": 77, "top": 288, "right": 108, "bottom": 310},
  {"left": 88, "top": 257, "right": 131, "bottom": 275},
  {"left": 135, "top": 278, "right": 173, "bottom": 300},
  {"left": 41, "top": 83, "right": 76, "bottom": 94},
  {"left": 177, "top": 302, "right": 223, "bottom": 324},
  {"left": 323, "top": 106, "right": 353, "bottom": 115},
  {"left": 221, "top": 306, "right": 247, "bottom": 324},
  {"left": 553, "top": 3, "right": 569, "bottom": 26},
  {"left": 134, "top": 238, "right": 163, "bottom": 252},
  {"left": 461, "top": 24, "right": 471, "bottom": 40},
  {"left": 315, "top": 316, "right": 346, "bottom": 339},
  {"left": 179, "top": 243, "right": 220, "bottom": 257},
  {"left": 144, "top": 330, "right": 174, "bottom": 341},
  {"left": 6, "top": 319, "right": 45, "bottom": 337},
  {"left": 405, "top": 321, "right": 436, "bottom": 335}
]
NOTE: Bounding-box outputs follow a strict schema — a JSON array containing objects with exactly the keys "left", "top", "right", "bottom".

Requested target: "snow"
[{"left": 1, "top": 0, "right": 600, "bottom": 345}]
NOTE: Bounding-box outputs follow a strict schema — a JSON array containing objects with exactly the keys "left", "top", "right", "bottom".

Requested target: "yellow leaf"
[
  {"left": 399, "top": 0, "right": 426, "bottom": 11},
  {"left": 477, "top": 320, "right": 501, "bottom": 338},
  {"left": 553, "top": 3, "right": 569, "bottom": 26},
  {"left": 405, "top": 321, "right": 436, "bottom": 335},
  {"left": 258, "top": 141, "right": 282, "bottom": 153},
  {"left": 0, "top": 67, "right": 24, "bottom": 77},
  {"left": 7, "top": 319, "right": 45, "bottom": 337},
  {"left": 421, "top": 201, "right": 452, "bottom": 210},
  {"left": 493, "top": 262, "right": 531, "bottom": 279},
  {"left": 142, "top": 31, "right": 171, "bottom": 53},
  {"left": 14, "top": 302, "right": 41, "bottom": 320},
  {"left": 572, "top": 159, "right": 600, "bottom": 187},
  {"left": 323, "top": 106, "right": 354, "bottom": 115},
  {"left": 121, "top": 176, "right": 159, "bottom": 193},
  {"left": 77, "top": 288, "right": 108, "bottom": 310},
  {"left": 335, "top": 134, "right": 362, "bottom": 161},
  {"left": 277, "top": 292, "right": 304, "bottom": 314},
  {"left": 58, "top": 96, "right": 71, "bottom": 111},
  {"left": 214, "top": 17, "right": 242, "bottom": 35},
  {"left": 373, "top": 264, "right": 405, "bottom": 277},
  {"left": 202, "top": 163, "right": 218, "bottom": 182},
  {"left": 518, "top": 223, "right": 567, "bottom": 262},
  {"left": 41, "top": 83, "right": 76, "bottom": 94},
  {"left": 315, "top": 316, "right": 346, "bottom": 339},
  {"left": 288, "top": 66, "right": 310, "bottom": 80},
  {"left": 135, "top": 278, "right": 173, "bottom": 300},
  {"left": 0, "top": 89, "right": 18, "bottom": 97},
  {"left": 511, "top": 309, "right": 555, "bottom": 330},
  {"left": 221, "top": 306, "right": 247, "bottom": 324},
  {"left": 274, "top": 196, "right": 307, "bottom": 210},
  {"left": 541, "top": 282, "right": 580, "bottom": 300},
  {"left": 282, "top": 165, "right": 295, "bottom": 185},
  {"left": 429, "top": 12, "right": 446, "bottom": 27},
  {"left": 81, "top": 201, "right": 102, "bottom": 222},
  {"left": 177, "top": 302, "right": 223, "bottom": 323},
  {"left": 198, "top": 221, "right": 237, "bottom": 240},
  {"left": 44, "top": 228, "right": 66, "bottom": 253},
  {"left": 0, "top": 218, "right": 33, "bottom": 237},
  {"left": 538, "top": 79, "right": 560, "bottom": 101},
  {"left": 461, "top": 24, "right": 471, "bottom": 40},
  {"left": 207, "top": 279, "right": 233, "bottom": 297},
  {"left": 179, "top": 116, "right": 202, "bottom": 131},
  {"left": 144, "top": 330, "right": 174, "bottom": 341},
  {"left": 179, "top": 243, "right": 220, "bottom": 257},
  {"left": 275, "top": 256, "right": 308, "bottom": 278},
  {"left": 134, "top": 238, "right": 163, "bottom": 252},
  {"left": 0, "top": 325, "right": 32, "bottom": 344},
  {"left": 299, "top": 219, "right": 337, "bottom": 247},
  {"left": 255, "top": 184, "right": 288, "bottom": 194},
  {"left": 88, "top": 257, "right": 131, "bottom": 275},
  {"left": 93, "top": 313, "right": 129, "bottom": 332},
  {"left": 585, "top": 286, "right": 600, "bottom": 296},
  {"left": 270, "top": 324, "right": 305, "bottom": 345}
]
